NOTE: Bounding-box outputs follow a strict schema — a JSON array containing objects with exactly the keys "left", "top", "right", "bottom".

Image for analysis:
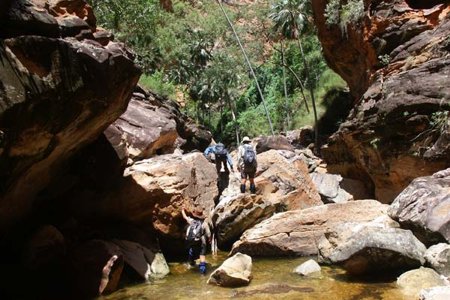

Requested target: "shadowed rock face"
[
  {"left": 312, "top": 0, "right": 450, "bottom": 203},
  {"left": 0, "top": 0, "right": 141, "bottom": 233}
]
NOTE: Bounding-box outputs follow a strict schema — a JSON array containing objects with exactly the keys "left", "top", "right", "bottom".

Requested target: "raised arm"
[
  {"left": 203, "top": 146, "right": 214, "bottom": 157},
  {"left": 226, "top": 152, "right": 234, "bottom": 170},
  {"left": 181, "top": 208, "right": 193, "bottom": 224}
]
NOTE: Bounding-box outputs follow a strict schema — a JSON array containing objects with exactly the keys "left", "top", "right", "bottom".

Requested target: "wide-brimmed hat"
[
  {"left": 242, "top": 136, "right": 251, "bottom": 143},
  {"left": 190, "top": 207, "right": 205, "bottom": 219}
]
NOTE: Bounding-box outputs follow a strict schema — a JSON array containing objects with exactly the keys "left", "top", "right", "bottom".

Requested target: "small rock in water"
[{"left": 293, "top": 259, "right": 321, "bottom": 277}]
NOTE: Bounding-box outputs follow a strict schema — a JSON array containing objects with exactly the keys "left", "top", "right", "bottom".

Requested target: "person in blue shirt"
[
  {"left": 204, "top": 143, "right": 234, "bottom": 197},
  {"left": 203, "top": 143, "right": 234, "bottom": 174}
]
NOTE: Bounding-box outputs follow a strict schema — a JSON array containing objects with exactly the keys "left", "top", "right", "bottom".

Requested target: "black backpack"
[
  {"left": 186, "top": 219, "right": 203, "bottom": 242},
  {"left": 243, "top": 144, "right": 256, "bottom": 170},
  {"left": 214, "top": 143, "right": 228, "bottom": 163}
]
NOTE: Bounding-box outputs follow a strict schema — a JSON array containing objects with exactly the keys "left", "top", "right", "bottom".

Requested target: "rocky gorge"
[{"left": 0, "top": 0, "right": 449, "bottom": 299}]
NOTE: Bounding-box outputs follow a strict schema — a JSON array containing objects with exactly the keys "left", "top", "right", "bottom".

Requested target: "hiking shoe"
[
  {"left": 199, "top": 262, "right": 207, "bottom": 275},
  {"left": 250, "top": 183, "right": 256, "bottom": 194},
  {"left": 240, "top": 184, "right": 246, "bottom": 193}
]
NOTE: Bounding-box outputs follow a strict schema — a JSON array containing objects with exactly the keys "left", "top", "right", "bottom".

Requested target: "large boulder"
[
  {"left": 105, "top": 98, "right": 179, "bottom": 162},
  {"left": 212, "top": 194, "right": 278, "bottom": 249},
  {"left": 313, "top": 0, "right": 450, "bottom": 203},
  {"left": 397, "top": 267, "right": 446, "bottom": 298},
  {"left": 230, "top": 200, "right": 389, "bottom": 257},
  {"left": 253, "top": 150, "right": 322, "bottom": 210},
  {"left": 0, "top": 0, "right": 141, "bottom": 234},
  {"left": 67, "top": 239, "right": 124, "bottom": 299},
  {"left": 207, "top": 252, "right": 252, "bottom": 287},
  {"left": 85, "top": 153, "right": 218, "bottom": 244},
  {"left": 105, "top": 87, "right": 212, "bottom": 162},
  {"left": 388, "top": 168, "right": 450, "bottom": 245},
  {"left": 254, "top": 135, "right": 294, "bottom": 153},
  {"left": 111, "top": 239, "right": 169, "bottom": 280},
  {"left": 318, "top": 220, "right": 426, "bottom": 275}
]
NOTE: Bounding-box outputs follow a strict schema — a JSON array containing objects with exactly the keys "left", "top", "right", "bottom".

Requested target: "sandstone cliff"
[{"left": 312, "top": 0, "right": 450, "bottom": 202}]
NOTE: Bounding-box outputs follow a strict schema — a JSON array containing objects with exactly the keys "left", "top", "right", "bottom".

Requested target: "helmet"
[{"left": 242, "top": 136, "right": 251, "bottom": 143}]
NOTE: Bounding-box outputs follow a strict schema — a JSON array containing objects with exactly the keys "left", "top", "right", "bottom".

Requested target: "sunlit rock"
[
  {"left": 397, "top": 267, "right": 446, "bottom": 298},
  {"left": 310, "top": 172, "right": 353, "bottom": 203},
  {"left": 208, "top": 252, "right": 252, "bottom": 287},
  {"left": 425, "top": 243, "right": 450, "bottom": 277},
  {"left": 231, "top": 200, "right": 389, "bottom": 257},
  {"left": 313, "top": 0, "right": 450, "bottom": 203},
  {"left": 420, "top": 286, "right": 450, "bottom": 300},
  {"left": 388, "top": 168, "right": 450, "bottom": 245},
  {"left": 212, "top": 194, "right": 278, "bottom": 249},
  {"left": 293, "top": 259, "right": 321, "bottom": 277}
]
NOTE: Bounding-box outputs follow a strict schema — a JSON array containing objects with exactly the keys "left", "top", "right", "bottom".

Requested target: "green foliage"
[
  {"left": 378, "top": 54, "right": 391, "bottom": 66},
  {"left": 89, "top": 0, "right": 349, "bottom": 144},
  {"left": 430, "top": 110, "right": 449, "bottom": 134},
  {"left": 325, "top": 0, "right": 364, "bottom": 37},
  {"left": 139, "top": 71, "right": 176, "bottom": 99}
]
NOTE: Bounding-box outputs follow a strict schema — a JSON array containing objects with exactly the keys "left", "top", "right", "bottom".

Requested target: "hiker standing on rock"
[
  {"left": 237, "top": 136, "right": 257, "bottom": 193},
  {"left": 204, "top": 142, "right": 234, "bottom": 196},
  {"left": 204, "top": 142, "right": 234, "bottom": 174},
  {"left": 181, "top": 207, "right": 209, "bottom": 274}
]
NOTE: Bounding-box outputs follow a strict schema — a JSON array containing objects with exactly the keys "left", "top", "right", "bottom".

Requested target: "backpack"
[
  {"left": 214, "top": 143, "right": 228, "bottom": 163},
  {"left": 242, "top": 144, "right": 256, "bottom": 170},
  {"left": 186, "top": 219, "right": 203, "bottom": 242}
]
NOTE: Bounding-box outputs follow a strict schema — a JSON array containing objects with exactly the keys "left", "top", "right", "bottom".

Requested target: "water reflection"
[{"left": 100, "top": 252, "right": 408, "bottom": 300}]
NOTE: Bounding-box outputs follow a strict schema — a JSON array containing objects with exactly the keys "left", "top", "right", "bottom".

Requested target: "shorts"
[
  {"left": 240, "top": 169, "right": 256, "bottom": 180},
  {"left": 186, "top": 239, "right": 207, "bottom": 258}
]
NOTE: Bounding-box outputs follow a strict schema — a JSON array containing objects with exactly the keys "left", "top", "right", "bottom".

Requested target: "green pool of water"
[{"left": 100, "top": 252, "right": 409, "bottom": 300}]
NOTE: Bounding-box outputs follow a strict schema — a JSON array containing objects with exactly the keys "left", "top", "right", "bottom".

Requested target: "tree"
[
  {"left": 269, "top": 0, "right": 320, "bottom": 151},
  {"left": 217, "top": 0, "right": 275, "bottom": 137}
]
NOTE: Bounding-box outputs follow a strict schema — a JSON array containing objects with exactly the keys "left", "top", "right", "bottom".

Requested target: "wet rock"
[
  {"left": 388, "top": 168, "right": 450, "bottom": 245},
  {"left": 111, "top": 239, "right": 169, "bottom": 280},
  {"left": 397, "top": 267, "right": 446, "bottom": 298},
  {"left": 231, "top": 200, "right": 389, "bottom": 257},
  {"left": 318, "top": 220, "right": 426, "bottom": 275},
  {"left": 424, "top": 243, "right": 450, "bottom": 277},
  {"left": 67, "top": 240, "right": 124, "bottom": 298},
  {"left": 293, "top": 259, "right": 321, "bottom": 277},
  {"left": 208, "top": 252, "right": 252, "bottom": 287}
]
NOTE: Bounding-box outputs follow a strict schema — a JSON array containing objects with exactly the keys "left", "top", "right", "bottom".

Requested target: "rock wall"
[
  {"left": 0, "top": 0, "right": 141, "bottom": 233},
  {"left": 312, "top": 0, "right": 450, "bottom": 203}
]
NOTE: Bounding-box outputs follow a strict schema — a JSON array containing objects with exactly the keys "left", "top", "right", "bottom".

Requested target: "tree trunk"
[
  {"left": 217, "top": 0, "right": 274, "bottom": 136},
  {"left": 281, "top": 41, "right": 290, "bottom": 131},
  {"left": 297, "top": 38, "right": 319, "bottom": 153},
  {"left": 226, "top": 95, "right": 240, "bottom": 145}
]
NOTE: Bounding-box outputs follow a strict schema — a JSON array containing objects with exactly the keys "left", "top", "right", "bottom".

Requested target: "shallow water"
[{"left": 101, "top": 252, "right": 409, "bottom": 300}]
